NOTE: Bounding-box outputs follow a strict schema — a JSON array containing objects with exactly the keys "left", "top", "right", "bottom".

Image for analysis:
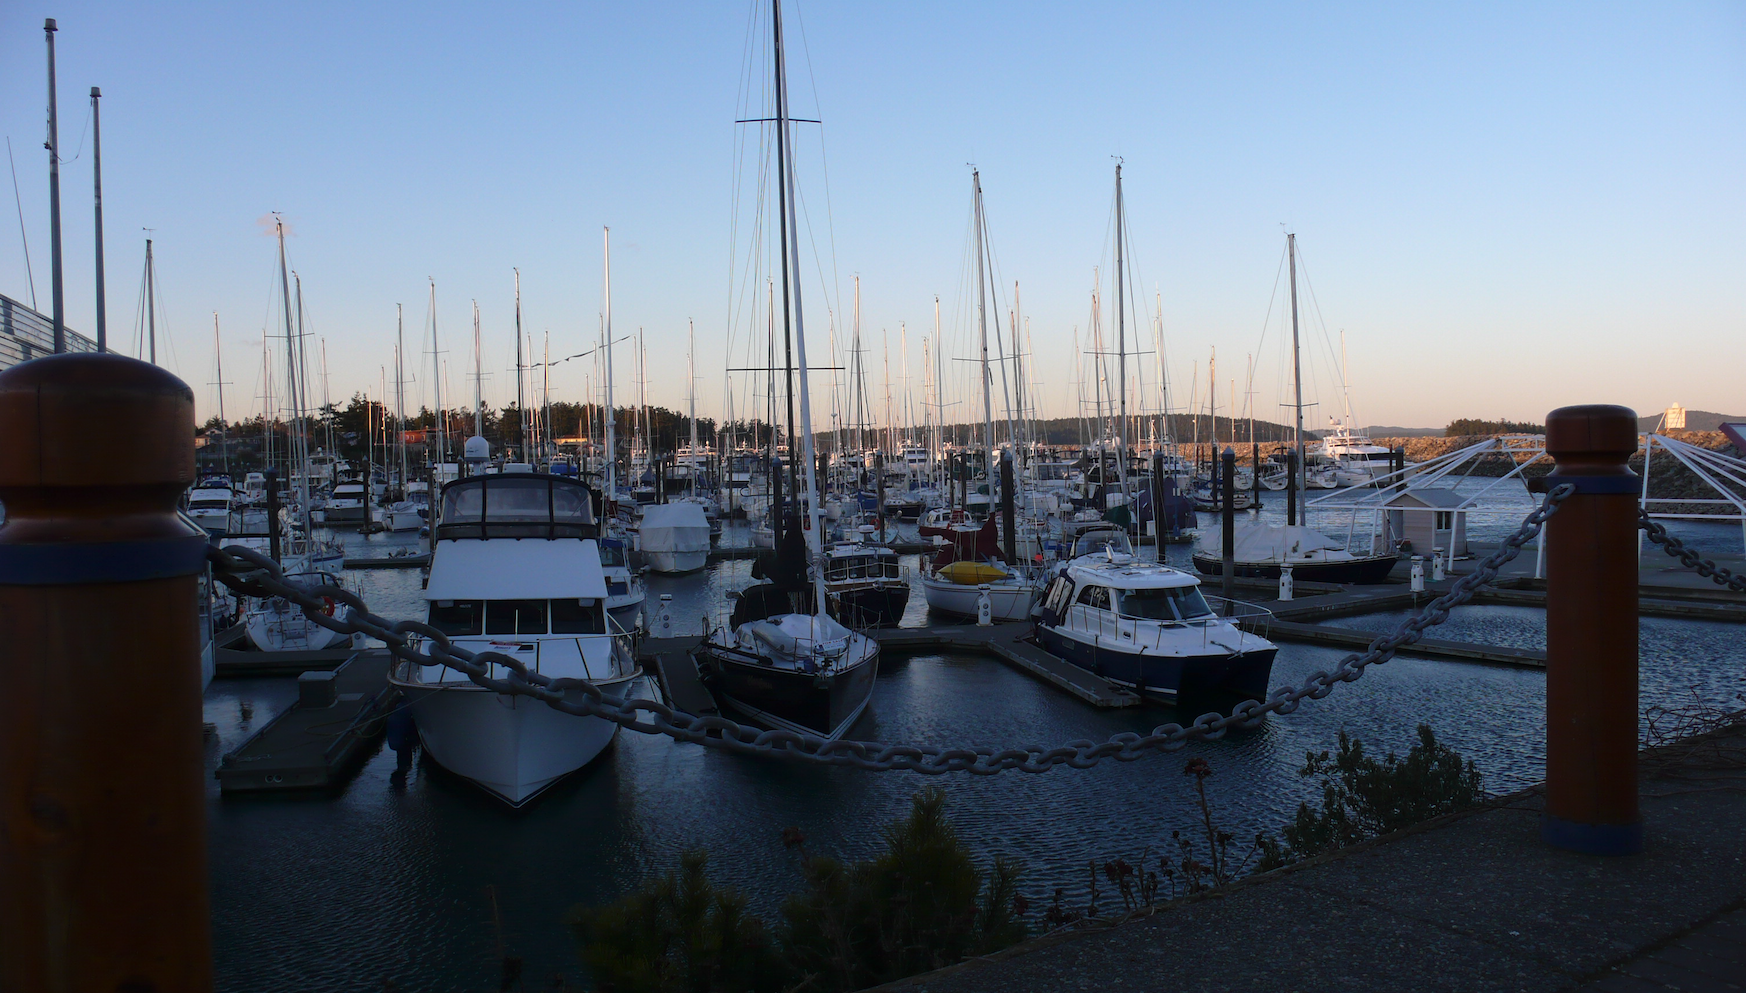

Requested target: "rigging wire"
[{"left": 5, "top": 138, "right": 36, "bottom": 309}]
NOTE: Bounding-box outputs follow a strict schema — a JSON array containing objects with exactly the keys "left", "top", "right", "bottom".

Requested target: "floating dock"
[
  {"left": 639, "top": 636, "right": 719, "bottom": 715},
  {"left": 871, "top": 623, "right": 1140, "bottom": 708},
  {"left": 215, "top": 651, "right": 397, "bottom": 793},
  {"left": 342, "top": 552, "right": 428, "bottom": 569},
  {"left": 1255, "top": 618, "right": 1547, "bottom": 668}
]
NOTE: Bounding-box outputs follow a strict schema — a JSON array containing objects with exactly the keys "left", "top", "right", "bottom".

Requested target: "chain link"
[
  {"left": 205, "top": 484, "right": 1574, "bottom": 775},
  {"left": 1639, "top": 512, "right": 1746, "bottom": 593}
]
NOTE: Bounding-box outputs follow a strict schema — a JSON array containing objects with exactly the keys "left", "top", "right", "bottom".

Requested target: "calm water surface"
[{"left": 205, "top": 511, "right": 1746, "bottom": 992}]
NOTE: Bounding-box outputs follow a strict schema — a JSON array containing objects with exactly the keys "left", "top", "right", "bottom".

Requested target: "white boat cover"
[
  {"left": 1195, "top": 523, "right": 1355, "bottom": 563},
  {"left": 638, "top": 503, "right": 711, "bottom": 554},
  {"left": 739, "top": 612, "right": 854, "bottom": 660}
]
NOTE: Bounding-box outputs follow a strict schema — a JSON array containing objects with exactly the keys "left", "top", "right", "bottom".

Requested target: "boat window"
[
  {"left": 551, "top": 598, "right": 605, "bottom": 635},
  {"left": 1117, "top": 586, "right": 1214, "bottom": 621},
  {"left": 1044, "top": 577, "right": 1075, "bottom": 615},
  {"left": 486, "top": 599, "right": 548, "bottom": 635},
  {"left": 428, "top": 599, "right": 483, "bottom": 636},
  {"left": 1076, "top": 585, "right": 1110, "bottom": 610},
  {"left": 598, "top": 541, "right": 627, "bottom": 568}
]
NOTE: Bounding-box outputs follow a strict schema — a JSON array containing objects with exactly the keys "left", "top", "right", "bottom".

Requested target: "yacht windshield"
[
  {"left": 1072, "top": 529, "right": 1133, "bottom": 558},
  {"left": 1117, "top": 586, "right": 1213, "bottom": 621}
]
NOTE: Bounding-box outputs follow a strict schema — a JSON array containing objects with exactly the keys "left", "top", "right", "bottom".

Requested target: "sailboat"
[
  {"left": 1192, "top": 233, "right": 1398, "bottom": 585},
  {"left": 693, "top": 0, "right": 878, "bottom": 740},
  {"left": 919, "top": 170, "right": 1042, "bottom": 622},
  {"left": 598, "top": 229, "right": 647, "bottom": 631},
  {"left": 241, "top": 218, "right": 351, "bottom": 652}
]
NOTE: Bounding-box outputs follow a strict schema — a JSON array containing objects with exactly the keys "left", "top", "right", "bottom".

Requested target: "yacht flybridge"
[{"left": 389, "top": 472, "right": 644, "bottom": 807}]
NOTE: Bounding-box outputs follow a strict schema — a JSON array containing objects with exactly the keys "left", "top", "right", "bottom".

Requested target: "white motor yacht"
[
  {"left": 390, "top": 472, "right": 644, "bottom": 806},
  {"left": 598, "top": 528, "right": 646, "bottom": 634},
  {"left": 187, "top": 481, "right": 236, "bottom": 536},
  {"left": 1037, "top": 530, "right": 1278, "bottom": 704}
]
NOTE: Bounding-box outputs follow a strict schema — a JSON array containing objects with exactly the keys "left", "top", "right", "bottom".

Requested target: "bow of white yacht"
[{"left": 389, "top": 472, "right": 644, "bottom": 807}]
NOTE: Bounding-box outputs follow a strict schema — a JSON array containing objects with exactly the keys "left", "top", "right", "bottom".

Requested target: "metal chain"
[
  {"left": 1639, "top": 512, "right": 1746, "bottom": 593},
  {"left": 204, "top": 484, "right": 1574, "bottom": 775}
]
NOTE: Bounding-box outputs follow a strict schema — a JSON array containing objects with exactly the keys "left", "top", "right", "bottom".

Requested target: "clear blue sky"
[{"left": 2, "top": 2, "right": 1741, "bottom": 431}]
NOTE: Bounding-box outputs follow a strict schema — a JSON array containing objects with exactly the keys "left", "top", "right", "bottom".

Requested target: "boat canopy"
[{"left": 437, "top": 474, "right": 597, "bottom": 539}]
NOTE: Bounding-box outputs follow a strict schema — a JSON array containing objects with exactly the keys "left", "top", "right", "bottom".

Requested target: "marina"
[{"left": 1, "top": 4, "right": 1742, "bottom": 992}]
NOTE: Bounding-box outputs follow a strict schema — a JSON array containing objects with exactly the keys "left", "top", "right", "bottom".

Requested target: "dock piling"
[
  {"left": 1221, "top": 447, "right": 1235, "bottom": 602},
  {"left": 0, "top": 353, "right": 213, "bottom": 990},
  {"left": 1542, "top": 404, "right": 1642, "bottom": 855}
]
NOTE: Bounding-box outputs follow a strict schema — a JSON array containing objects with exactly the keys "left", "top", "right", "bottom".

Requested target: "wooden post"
[
  {"left": 265, "top": 467, "right": 282, "bottom": 562},
  {"left": 1286, "top": 449, "right": 1298, "bottom": 526},
  {"left": 1542, "top": 404, "right": 1642, "bottom": 855},
  {"left": 0, "top": 353, "right": 213, "bottom": 990},
  {"left": 1221, "top": 447, "right": 1236, "bottom": 602},
  {"left": 1000, "top": 450, "right": 1016, "bottom": 565}
]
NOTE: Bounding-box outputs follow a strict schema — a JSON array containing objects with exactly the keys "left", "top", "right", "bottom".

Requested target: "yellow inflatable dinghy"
[{"left": 935, "top": 561, "right": 1009, "bottom": 585}]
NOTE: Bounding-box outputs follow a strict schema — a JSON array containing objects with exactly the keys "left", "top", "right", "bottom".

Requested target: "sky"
[{"left": 1, "top": 1, "right": 1741, "bottom": 432}]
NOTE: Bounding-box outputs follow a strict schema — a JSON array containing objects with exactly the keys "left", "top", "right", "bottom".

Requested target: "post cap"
[
  {"left": 0, "top": 353, "right": 194, "bottom": 492},
  {"left": 1545, "top": 405, "right": 1638, "bottom": 461}
]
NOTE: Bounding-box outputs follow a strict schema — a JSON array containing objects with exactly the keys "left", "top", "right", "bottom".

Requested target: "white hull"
[
  {"left": 387, "top": 508, "right": 424, "bottom": 532},
  {"left": 919, "top": 576, "right": 1040, "bottom": 622},
  {"left": 643, "top": 549, "right": 708, "bottom": 574},
  {"left": 407, "top": 684, "right": 623, "bottom": 806},
  {"left": 243, "top": 603, "right": 351, "bottom": 652}
]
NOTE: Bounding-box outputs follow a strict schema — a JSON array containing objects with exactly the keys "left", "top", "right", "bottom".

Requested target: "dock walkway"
[
  {"left": 872, "top": 623, "right": 1140, "bottom": 708},
  {"left": 215, "top": 651, "right": 396, "bottom": 793},
  {"left": 871, "top": 724, "right": 1746, "bottom": 993}
]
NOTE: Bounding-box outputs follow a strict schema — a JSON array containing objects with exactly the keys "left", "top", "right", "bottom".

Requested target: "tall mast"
[
  {"left": 688, "top": 319, "right": 699, "bottom": 498},
  {"left": 542, "top": 331, "right": 551, "bottom": 463},
  {"left": 91, "top": 86, "right": 106, "bottom": 351},
  {"left": 772, "top": 0, "right": 827, "bottom": 611},
  {"left": 291, "top": 272, "right": 313, "bottom": 537},
  {"left": 212, "top": 312, "right": 228, "bottom": 476},
  {"left": 1011, "top": 282, "right": 1025, "bottom": 454},
  {"left": 468, "top": 301, "right": 482, "bottom": 437},
  {"left": 514, "top": 268, "right": 525, "bottom": 459},
  {"left": 142, "top": 238, "right": 157, "bottom": 364},
  {"left": 45, "top": 19, "right": 65, "bottom": 353},
  {"left": 1289, "top": 232, "right": 1305, "bottom": 519},
  {"left": 395, "top": 304, "right": 407, "bottom": 491},
  {"left": 772, "top": 0, "right": 801, "bottom": 506},
  {"left": 1113, "top": 163, "right": 1131, "bottom": 509},
  {"left": 603, "top": 227, "right": 616, "bottom": 503},
  {"left": 973, "top": 170, "right": 993, "bottom": 463}
]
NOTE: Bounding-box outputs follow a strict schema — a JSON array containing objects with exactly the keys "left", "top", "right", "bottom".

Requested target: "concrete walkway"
[{"left": 873, "top": 726, "right": 1746, "bottom": 993}]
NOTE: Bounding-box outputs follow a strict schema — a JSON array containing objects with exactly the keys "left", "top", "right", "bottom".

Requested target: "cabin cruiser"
[
  {"left": 325, "top": 479, "right": 368, "bottom": 523},
  {"left": 1192, "top": 522, "right": 1399, "bottom": 585},
  {"left": 240, "top": 471, "right": 268, "bottom": 507},
  {"left": 821, "top": 531, "right": 909, "bottom": 628},
  {"left": 1037, "top": 531, "right": 1278, "bottom": 703},
  {"left": 598, "top": 530, "right": 646, "bottom": 633},
  {"left": 186, "top": 480, "right": 236, "bottom": 536},
  {"left": 389, "top": 472, "right": 644, "bottom": 806},
  {"left": 1320, "top": 428, "right": 1398, "bottom": 487}
]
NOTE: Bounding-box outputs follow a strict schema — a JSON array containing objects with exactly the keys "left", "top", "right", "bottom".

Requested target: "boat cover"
[
  {"left": 740, "top": 612, "right": 854, "bottom": 662},
  {"left": 1195, "top": 523, "right": 1354, "bottom": 563},
  {"left": 638, "top": 503, "right": 711, "bottom": 554}
]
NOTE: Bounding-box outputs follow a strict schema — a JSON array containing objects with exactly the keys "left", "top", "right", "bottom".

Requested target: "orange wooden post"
[
  {"left": 1541, "top": 404, "right": 1642, "bottom": 855},
  {"left": 0, "top": 354, "right": 213, "bottom": 990}
]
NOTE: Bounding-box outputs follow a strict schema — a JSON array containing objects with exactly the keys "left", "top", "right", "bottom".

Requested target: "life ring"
[{"left": 321, "top": 596, "right": 337, "bottom": 617}]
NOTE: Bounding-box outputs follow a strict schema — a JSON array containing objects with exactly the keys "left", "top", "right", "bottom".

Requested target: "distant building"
[
  {"left": 1665, "top": 403, "right": 1686, "bottom": 430},
  {"left": 2, "top": 292, "right": 99, "bottom": 371}
]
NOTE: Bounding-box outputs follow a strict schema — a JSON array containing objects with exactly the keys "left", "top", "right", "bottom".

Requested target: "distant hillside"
[
  {"left": 1365, "top": 425, "right": 1444, "bottom": 438},
  {"left": 1638, "top": 409, "right": 1744, "bottom": 433}
]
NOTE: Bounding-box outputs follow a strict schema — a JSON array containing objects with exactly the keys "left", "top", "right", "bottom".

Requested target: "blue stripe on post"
[
  {"left": 1540, "top": 814, "right": 1644, "bottom": 856},
  {"left": 0, "top": 532, "right": 212, "bottom": 585}
]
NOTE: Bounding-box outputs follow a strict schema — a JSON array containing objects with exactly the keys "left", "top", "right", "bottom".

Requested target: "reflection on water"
[{"left": 207, "top": 515, "right": 1746, "bottom": 992}]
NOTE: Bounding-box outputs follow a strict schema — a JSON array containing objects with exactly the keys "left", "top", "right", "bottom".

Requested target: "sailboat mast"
[
  {"left": 772, "top": 0, "right": 827, "bottom": 608},
  {"left": 973, "top": 170, "right": 993, "bottom": 464},
  {"left": 514, "top": 268, "right": 525, "bottom": 459},
  {"left": 603, "top": 229, "right": 616, "bottom": 503},
  {"left": 772, "top": 1, "right": 800, "bottom": 507},
  {"left": 213, "top": 312, "right": 228, "bottom": 477},
  {"left": 1288, "top": 232, "right": 1305, "bottom": 518},
  {"left": 688, "top": 319, "right": 699, "bottom": 498},
  {"left": 273, "top": 220, "right": 299, "bottom": 537},
  {"left": 471, "top": 301, "right": 483, "bottom": 438},
  {"left": 145, "top": 238, "right": 157, "bottom": 365},
  {"left": 395, "top": 304, "right": 407, "bottom": 492},
  {"left": 1113, "top": 165, "right": 1128, "bottom": 485}
]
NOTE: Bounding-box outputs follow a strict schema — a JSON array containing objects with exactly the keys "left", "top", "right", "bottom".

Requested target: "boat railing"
[{"left": 1203, "top": 596, "right": 1274, "bottom": 640}]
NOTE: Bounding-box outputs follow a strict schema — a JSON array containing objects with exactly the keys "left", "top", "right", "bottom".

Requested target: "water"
[{"left": 205, "top": 512, "right": 1746, "bottom": 991}]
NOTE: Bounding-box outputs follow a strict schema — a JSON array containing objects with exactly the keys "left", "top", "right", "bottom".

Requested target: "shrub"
[
  {"left": 1259, "top": 724, "right": 1483, "bottom": 870},
  {"left": 565, "top": 850, "right": 786, "bottom": 993},
  {"left": 782, "top": 788, "right": 1026, "bottom": 991}
]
